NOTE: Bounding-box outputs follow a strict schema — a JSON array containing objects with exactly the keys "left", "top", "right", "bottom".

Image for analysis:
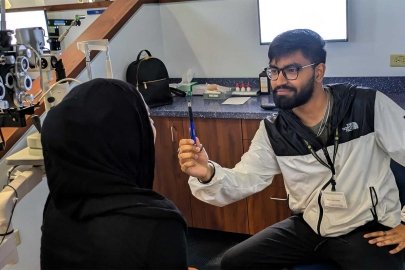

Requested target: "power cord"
[{"left": 36, "top": 78, "right": 82, "bottom": 102}]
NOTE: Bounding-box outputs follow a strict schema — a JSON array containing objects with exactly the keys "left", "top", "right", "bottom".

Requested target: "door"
[
  {"left": 152, "top": 117, "right": 193, "bottom": 224},
  {"left": 190, "top": 118, "right": 249, "bottom": 234}
]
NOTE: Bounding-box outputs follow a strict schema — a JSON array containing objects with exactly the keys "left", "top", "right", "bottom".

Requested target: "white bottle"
[{"left": 235, "top": 83, "right": 240, "bottom": 91}]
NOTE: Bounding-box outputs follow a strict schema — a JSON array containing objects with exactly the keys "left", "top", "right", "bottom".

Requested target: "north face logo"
[{"left": 342, "top": 122, "right": 359, "bottom": 132}]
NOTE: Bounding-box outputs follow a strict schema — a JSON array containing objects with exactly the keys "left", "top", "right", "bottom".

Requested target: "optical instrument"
[{"left": 0, "top": 5, "right": 76, "bottom": 150}]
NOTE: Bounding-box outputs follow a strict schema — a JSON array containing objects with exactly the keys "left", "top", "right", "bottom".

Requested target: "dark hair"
[{"left": 268, "top": 29, "right": 326, "bottom": 64}]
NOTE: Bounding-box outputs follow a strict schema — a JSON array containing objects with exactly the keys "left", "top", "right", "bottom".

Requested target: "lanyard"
[{"left": 304, "top": 129, "right": 339, "bottom": 191}]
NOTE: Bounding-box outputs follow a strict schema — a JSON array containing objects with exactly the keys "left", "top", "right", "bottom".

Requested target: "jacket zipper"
[
  {"left": 369, "top": 186, "right": 379, "bottom": 222},
  {"left": 140, "top": 78, "right": 168, "bottom": 90}
]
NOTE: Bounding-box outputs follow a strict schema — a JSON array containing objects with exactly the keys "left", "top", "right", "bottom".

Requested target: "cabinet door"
[
  {"left": 152, "top": 117, "right": 193, "bottom": 224},
  {"left": 242, "top": 119, "right": 261, "bottom": 154},
  {"left": 247, "top": 175, "right": 291, "bottom": 234},
  {"left": 242, "top": 119, "right": 291, "bottom": 234},
  {"left": 190, "top": 118, "right": 249, "bottom": 234}
]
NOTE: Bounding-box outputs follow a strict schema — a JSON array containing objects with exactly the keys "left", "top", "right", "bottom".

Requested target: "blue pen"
[{"left": 187, "top": 99, "right": 197, "bottom": 143}]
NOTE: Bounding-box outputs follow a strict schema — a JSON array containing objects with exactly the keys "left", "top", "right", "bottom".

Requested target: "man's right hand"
[{"left": 178, "top": 138, "right": 212, "bottom": 181}]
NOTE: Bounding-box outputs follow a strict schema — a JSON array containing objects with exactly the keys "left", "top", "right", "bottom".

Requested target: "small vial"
[
  {"left": 235, "top": 83, "right": 240, "bottom": 91},
  {"left": 241, "top": 82, "right": 246, "bottom": 92},
  {"left": 246, "top": 82, "right": 251, "bottom": 92}
]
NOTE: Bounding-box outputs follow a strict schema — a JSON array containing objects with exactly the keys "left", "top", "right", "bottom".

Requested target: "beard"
[{"left": 272, "top": 75, "right": 315, "bottom": 110}]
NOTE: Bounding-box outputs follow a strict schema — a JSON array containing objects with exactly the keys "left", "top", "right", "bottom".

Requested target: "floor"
[{"left": 187, "top": 228, "right": 250, "bottom": 270}]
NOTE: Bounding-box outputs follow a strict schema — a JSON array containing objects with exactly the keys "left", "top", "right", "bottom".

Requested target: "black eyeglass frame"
[{"left": 266, "top": 63, "right": 316, "bottom": 81}]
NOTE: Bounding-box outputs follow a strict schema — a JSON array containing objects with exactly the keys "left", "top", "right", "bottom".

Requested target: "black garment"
[
  {"left": 221, "top": 215, "right": 403, "bottom": 270},
  {"left": 41, "top": 199, "right": 187, "bottom": 270},
  {"left": 40, "top": 78, "right": 187, "bottom": 269},
  {"left": 265, "top": 83, "right": 374, "bottom": 156}
]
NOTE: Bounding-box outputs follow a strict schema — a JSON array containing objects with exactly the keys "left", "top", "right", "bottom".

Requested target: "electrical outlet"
[{"left": 390, "top": 54, "right": 405, "bottom": 67}]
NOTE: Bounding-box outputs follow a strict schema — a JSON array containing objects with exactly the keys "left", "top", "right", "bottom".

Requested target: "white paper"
[{"left": 222, "top": 97, "right": 250, "bottom": 105}]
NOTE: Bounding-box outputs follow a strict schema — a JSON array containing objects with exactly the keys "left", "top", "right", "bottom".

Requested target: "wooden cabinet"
[
  {"left": 152, "top": 117, "right": 193, "bottom": 224},
  {"left": 190, "top": 118, "right": 249, "bottom": 234},
  {"left": 152, "top": 116, "right": 289, "bottom": 235},
  {"left": 242, "top": 120, "right": 290, "bottom": 234},
  {"left": 247, "top": 175, "right": 291, "bottom": 234},
  {"left": 242, "top": 119, "right": 290, "bottom": 234}
]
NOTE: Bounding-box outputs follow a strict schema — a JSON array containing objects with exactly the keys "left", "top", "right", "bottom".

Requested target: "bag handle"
[{"left": 136, "top": 49, "right": 152, "bottom": 61}]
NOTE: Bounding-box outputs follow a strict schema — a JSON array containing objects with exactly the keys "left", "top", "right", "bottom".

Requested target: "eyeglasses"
[{"left": 266, "top": 63, "right": 316, "bottom": 81}]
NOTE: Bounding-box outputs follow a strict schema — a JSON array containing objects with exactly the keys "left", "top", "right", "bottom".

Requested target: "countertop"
[
  {"left": 150, "top": 92, "right": 405, "bottom": 120},
  {"left": 150, "top": 95, "right": 272, "bottom": 120}
]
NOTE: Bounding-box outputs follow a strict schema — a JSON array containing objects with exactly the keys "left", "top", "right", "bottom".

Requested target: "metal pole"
[
  {"left": 0, "top": 0, "right": 5, "bottom": 31},
  {"left": 85, "top": 43, "right": 92, "bottom": 80}
]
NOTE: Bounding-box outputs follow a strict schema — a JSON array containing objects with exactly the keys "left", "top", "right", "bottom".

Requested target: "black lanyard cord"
[
  {"left": 304, "top": 129, "right": 339, "bottom": 191},
  {"left": 369, "top": 187, "right": 379, "bottom": 222}
]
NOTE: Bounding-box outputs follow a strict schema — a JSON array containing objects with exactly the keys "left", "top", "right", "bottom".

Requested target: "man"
[{"left": 178, "top": 29, "right": 405, "bottom": 269}]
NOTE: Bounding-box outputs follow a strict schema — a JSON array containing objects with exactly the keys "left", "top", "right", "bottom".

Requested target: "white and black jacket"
[{"left": 189, "top": 83, "right": 405, "bottom": 237}]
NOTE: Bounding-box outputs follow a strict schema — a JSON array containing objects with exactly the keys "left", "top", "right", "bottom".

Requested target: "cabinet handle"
[
  {"left": 170, "top": 125, "right": 177, "bottom": 142},
  {"left": 270, "top": 193, "right": 289, "bottom": 201},
  {"left": 269, "top": 197, "right": 288, "bottom": 201}
]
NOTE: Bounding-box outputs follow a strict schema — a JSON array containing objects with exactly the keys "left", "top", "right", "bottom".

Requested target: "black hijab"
[{"left": 41, "top": 78, "right": 185, "bottom": 225}]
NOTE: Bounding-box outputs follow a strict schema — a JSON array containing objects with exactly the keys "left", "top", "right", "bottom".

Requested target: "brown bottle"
[{"left": 259, "top": 68, "right": 270, "bottom": 94}]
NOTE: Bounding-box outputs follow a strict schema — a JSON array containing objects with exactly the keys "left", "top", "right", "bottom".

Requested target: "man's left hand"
[{"left": 364, "top": 223, "right": 405, "bottom": 254}]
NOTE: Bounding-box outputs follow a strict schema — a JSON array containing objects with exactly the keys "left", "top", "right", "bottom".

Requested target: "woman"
[{"left": 40, "top": 78, "right": 187, "bottom": 269}]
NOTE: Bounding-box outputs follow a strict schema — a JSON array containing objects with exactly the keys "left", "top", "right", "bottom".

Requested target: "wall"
[
  {"left": 159, "top": 0, "right": 405, "bottom": 78},
  {"left": 75, "top": 3, "right": 164, "bottom": 82},
  {"left": 75, "top": 0, "right": 405, "bottom": 80},
  {"left": 160, "top": 0, "right": 268, "bottom": 78},
  {"left": 7, "top": 0, "right": 405, "bottom": 79}
]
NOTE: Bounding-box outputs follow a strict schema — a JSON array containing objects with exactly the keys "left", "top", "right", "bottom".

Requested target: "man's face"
[{"left": 269, "top": 51, "right": 316, "bottom": 110}]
